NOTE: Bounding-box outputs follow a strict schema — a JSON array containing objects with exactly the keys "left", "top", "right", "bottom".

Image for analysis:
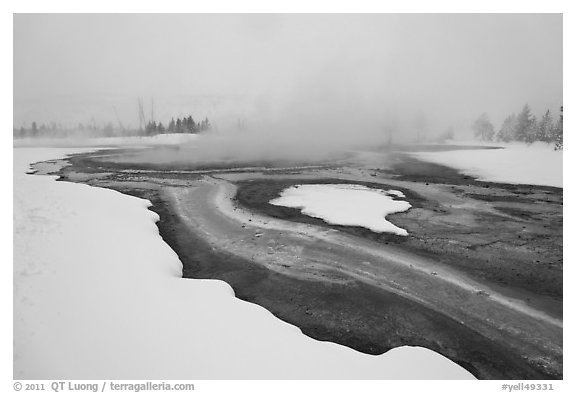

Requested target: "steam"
[{"left": 14, "top": 14, "right": 562, "bottom": 149}]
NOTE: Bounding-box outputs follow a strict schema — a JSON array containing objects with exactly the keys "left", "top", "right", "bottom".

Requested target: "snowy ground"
[
  {"left": 13, "top": 147, "right": 474, "bottom": 379},
  {"left": 270, "top": 184, "right": 411, "bottom": 236},
  {"left": 412, "top": 142, "right": 562, "bottom": 188},
  {"left": 13, "top": 133, "right": 198, "bottom": 148}
]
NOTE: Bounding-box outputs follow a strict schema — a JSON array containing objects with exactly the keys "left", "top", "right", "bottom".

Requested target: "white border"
[{"left": 4, "top": 3, "right": 572, "bottom": 392}]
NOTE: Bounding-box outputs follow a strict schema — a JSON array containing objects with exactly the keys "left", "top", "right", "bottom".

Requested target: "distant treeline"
[
  {"left": 13, "top": 114, "right": 212, "bottom": 139},
  {"left": 144, "top": 116, "right": 210, "bottom": 136},
  {"left": 472, "top": 105, "right": 563, "bottom": 150}
]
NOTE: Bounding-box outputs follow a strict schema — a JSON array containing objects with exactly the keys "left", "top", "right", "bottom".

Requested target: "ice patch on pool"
[{"left": 270, "top": 184, "right": 411, "bottom": 236}]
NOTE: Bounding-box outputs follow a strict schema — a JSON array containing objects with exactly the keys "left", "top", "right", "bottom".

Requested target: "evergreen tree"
[
  {"left": 168, "top": 118, "right": 176, "bottom": 133},
  {"left": 176, "top": 118, "right": 182, "bottom": 133},
  {"left": 515, "top": 105, "right": 536, "bottom": 142},
  {"left": 496, "top": 114, "right": 517, "bottom": 142},
  {"left": 536, "top": 110, "right": 553, "bottom": 142},
  {"left": 199, "top": 117, "right": 211, "bottom": 132},
  {"left": 157, "top": 122, "right": 166, "bottom": 134},
  {"left": 187, "top": 115, "right": 196, "bottom": 133},
  {"left": 472, "top": 113, "right": 495, "bottom": 141},
  {"left": 554, "top": 106, "right": 563, "bottom": 150},
  {"left": 31, "top": 121, "right": 38, "bottom": 137},
  {"left": 145, "top": 120, "right": 158, "bottom": 136}
]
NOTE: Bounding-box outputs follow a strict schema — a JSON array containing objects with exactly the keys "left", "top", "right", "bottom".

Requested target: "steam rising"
[{"left": 14, "top": 14, "right": 562, "bottom": 150}]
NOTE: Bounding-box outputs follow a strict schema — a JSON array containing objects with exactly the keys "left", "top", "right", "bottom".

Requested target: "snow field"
[
  {"left": 412, "top": 142, "right": 562, "bottom": 188},
  {"left": 270, "top": 184, "right": 411, "bottom": 236}
]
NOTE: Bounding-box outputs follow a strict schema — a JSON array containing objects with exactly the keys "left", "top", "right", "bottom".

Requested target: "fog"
[{"left": 14, "top": 14, "right": 562, "bottom": 146}]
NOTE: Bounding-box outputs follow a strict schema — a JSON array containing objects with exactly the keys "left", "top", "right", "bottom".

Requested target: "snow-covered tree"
[
  {"left": 496, "top": 114, "right": 517, "bottom": 142},
  {"left": 199, "top": 117, "right": 211, "bottom": 132},
  {"left": 515, "top": 105, "right": 537, "bottom": 142},
  {"left": 553, "top": 106, "right": 563, "bottom": 150},
  {"left": 472, "top": 113, "right": 495, "bottom": 141},
  {"left": 535, "top": 110, "right": 554, "bottom": 142}
]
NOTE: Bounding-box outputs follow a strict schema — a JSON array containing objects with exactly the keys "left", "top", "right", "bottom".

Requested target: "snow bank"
[
  {"left": 13, "top": 148, "right": 474, "bottom": 379},
  {"left": 13, "top": 133, "right": 199, "bottom": 148},
  {"left": 270, "top": 184, "right": 411, "bottom": 236},
  {"left": 412, "top": 142, "right": 562, "bottom": 188}
]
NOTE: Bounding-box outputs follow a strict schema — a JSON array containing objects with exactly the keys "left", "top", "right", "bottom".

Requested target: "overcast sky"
[{"left": 14, "top": 13, "right": 562, "bottom": 136}]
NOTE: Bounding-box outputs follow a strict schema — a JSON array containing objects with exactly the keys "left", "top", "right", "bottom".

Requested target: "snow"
[
  {"left": 386, "top": 190, "right": 406, "bottom": 198},
  {"left": 13, "top": 133, "right": 199, "bottom": 148},
  {"left": 412, "top": 142, "right": 562, "bottom": 188},
  {"left": 270, "top": 184, "right": 411, "bottom": 236},
  {"left": 93, "top": 133, "right": 199, "bottom": 146},
  {"left": 13, "top": 147, "right": 474, "bottom": 380}
]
